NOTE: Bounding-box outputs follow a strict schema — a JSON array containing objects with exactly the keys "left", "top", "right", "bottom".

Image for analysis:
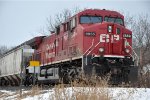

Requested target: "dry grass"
[
  {"left": 15, "top": 76, "right": 130, "bottom": 100},
  {"left": 2, "top": 74, "right": 150, "bottom": 100},
  {"left": 16, "top": 85, "right": 43, "bottom": 100},
  {"left": 50, "top": 77, "right": 111, "bottom": 100}
]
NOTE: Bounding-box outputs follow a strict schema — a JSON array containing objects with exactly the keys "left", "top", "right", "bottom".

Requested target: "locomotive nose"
[
  {"left": 98, "top": 23, "right": 123, "bottom": 54},
  {"left": 83, "top": 22, "right": 131, "bottom": 57}
]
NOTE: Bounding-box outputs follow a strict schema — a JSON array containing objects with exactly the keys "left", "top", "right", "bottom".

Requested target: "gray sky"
[{"left": 0, "top": 0, "right": 150, "bottom": 47}]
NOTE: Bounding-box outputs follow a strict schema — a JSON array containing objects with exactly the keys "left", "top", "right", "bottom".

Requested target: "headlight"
[
  {"left": 108, "top": 25, "right": 112, "bottom": 33},
  {"left": 99, "top": 48, "right": 104, "bottom": 52},
  {"left": 125, "top": 48, "right": 130, "bottom": 53}
]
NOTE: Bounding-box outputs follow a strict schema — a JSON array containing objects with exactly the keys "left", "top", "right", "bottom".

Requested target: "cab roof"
[{"left": 77, "top": 9, "right": 124, "bottom": 19}]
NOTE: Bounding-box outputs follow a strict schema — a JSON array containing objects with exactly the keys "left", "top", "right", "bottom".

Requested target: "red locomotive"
[
  {"left": 25, "top": 9, "right": 137, "bottom": 85},
  {"left": 0, "top": 9, "right": 138, "bottom": 86}
]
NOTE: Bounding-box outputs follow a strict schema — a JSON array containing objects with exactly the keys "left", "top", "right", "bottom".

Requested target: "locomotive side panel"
[{"left": 37, "top": 17, "right": 84, "bottom": 65}]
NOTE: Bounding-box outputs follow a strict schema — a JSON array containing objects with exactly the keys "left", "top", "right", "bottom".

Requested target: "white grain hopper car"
[{"left": 0, "top": 45, "right": 33, "bottom": 86}]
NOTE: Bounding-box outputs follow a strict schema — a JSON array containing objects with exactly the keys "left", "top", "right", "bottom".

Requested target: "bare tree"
[
  {"left": 124, "top": 13, "right": 150, "bottom": 65},
  {"left": 124, "top": 12, "right": 150, "bottom": 87},
  {"left": 132, "top": 15, "right": 150, "bottom": 66},
  {"left": 0, "top": 45, "right": 8, "bottom": 56},
  {"left": 46, "top": 7, "right": 82, "bottom": 33},
  {"left": 124, "top": 12, "right": 134, "bottom": 30}
]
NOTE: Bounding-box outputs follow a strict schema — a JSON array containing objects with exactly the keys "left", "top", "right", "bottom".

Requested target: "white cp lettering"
[{"left": 100, "top": 34, "right": 120, "bottom": 43}]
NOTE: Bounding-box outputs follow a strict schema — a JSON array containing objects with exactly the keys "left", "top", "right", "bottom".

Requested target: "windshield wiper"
[
  {"left": 114, "top": 15, "right": 118, "bottom": 23},
  {"left": 95, "top": 14, "right": 102, "bottom": 23},
  {"left": 106, "top": 15, "right": 111, "bottom": 22},
  {"left": 85, "top": 14, "right": 92, "bottom": 23}
]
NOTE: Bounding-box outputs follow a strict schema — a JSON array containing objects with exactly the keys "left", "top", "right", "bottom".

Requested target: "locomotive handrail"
[
  {"left": 124, "top": 38, "right": 139, "bottom": 66},
  {"left": 83, "top": 39, "right": 95, "bottom": 65},
  {"left": 85, "top": 41, "right": 101, "bottom": 65},
  {"left": 86, "top": 41, "right": 100, "bottom": 56},
  {"left": 129, "top": 44, "right": 139, "bottom": 66}
]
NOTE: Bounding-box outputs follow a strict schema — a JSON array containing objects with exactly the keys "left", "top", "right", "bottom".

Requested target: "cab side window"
[
  {"left": 70, "top": 17, "right": 76, "bottom": 29},
  {"left": 63, "top": 17, "right": 76, "bottom": 32},
  {"left": 56, "top": 26, "right": 60, "bottom": 35}
]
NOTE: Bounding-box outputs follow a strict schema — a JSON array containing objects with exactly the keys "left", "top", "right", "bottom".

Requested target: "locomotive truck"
[{"left": 0, "top": 9, "right": 138, "bottom": 86}]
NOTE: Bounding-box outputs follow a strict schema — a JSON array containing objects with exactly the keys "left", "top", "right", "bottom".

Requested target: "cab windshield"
[
  {"left": 80, "top": 16, "right": 102, "bottom": 24},
  {"left": 104, "top": 16, "right": 124, "bottom": 25}
]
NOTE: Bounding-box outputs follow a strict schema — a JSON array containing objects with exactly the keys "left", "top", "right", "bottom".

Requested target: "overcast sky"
[{"left": 0, "top": 0, "right": 150, "bottom": 47}]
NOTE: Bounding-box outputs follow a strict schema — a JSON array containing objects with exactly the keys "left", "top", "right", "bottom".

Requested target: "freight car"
[
  {"left": 0, "top": 9, "right": 138, "bottom": 86},
  {"left": 0, "top": 45, "right": 32, "bottom": 86},
  {"left": 0, "top": 36, "right": 44, "bottom": 86}
]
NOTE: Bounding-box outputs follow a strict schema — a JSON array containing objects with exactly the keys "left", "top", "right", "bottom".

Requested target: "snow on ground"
[
  {"left": 0, "top": 87, "right": 150, "bottom": 100},
  {"left": 109, "top": 88, "right": 150, "bottom": 100}
]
